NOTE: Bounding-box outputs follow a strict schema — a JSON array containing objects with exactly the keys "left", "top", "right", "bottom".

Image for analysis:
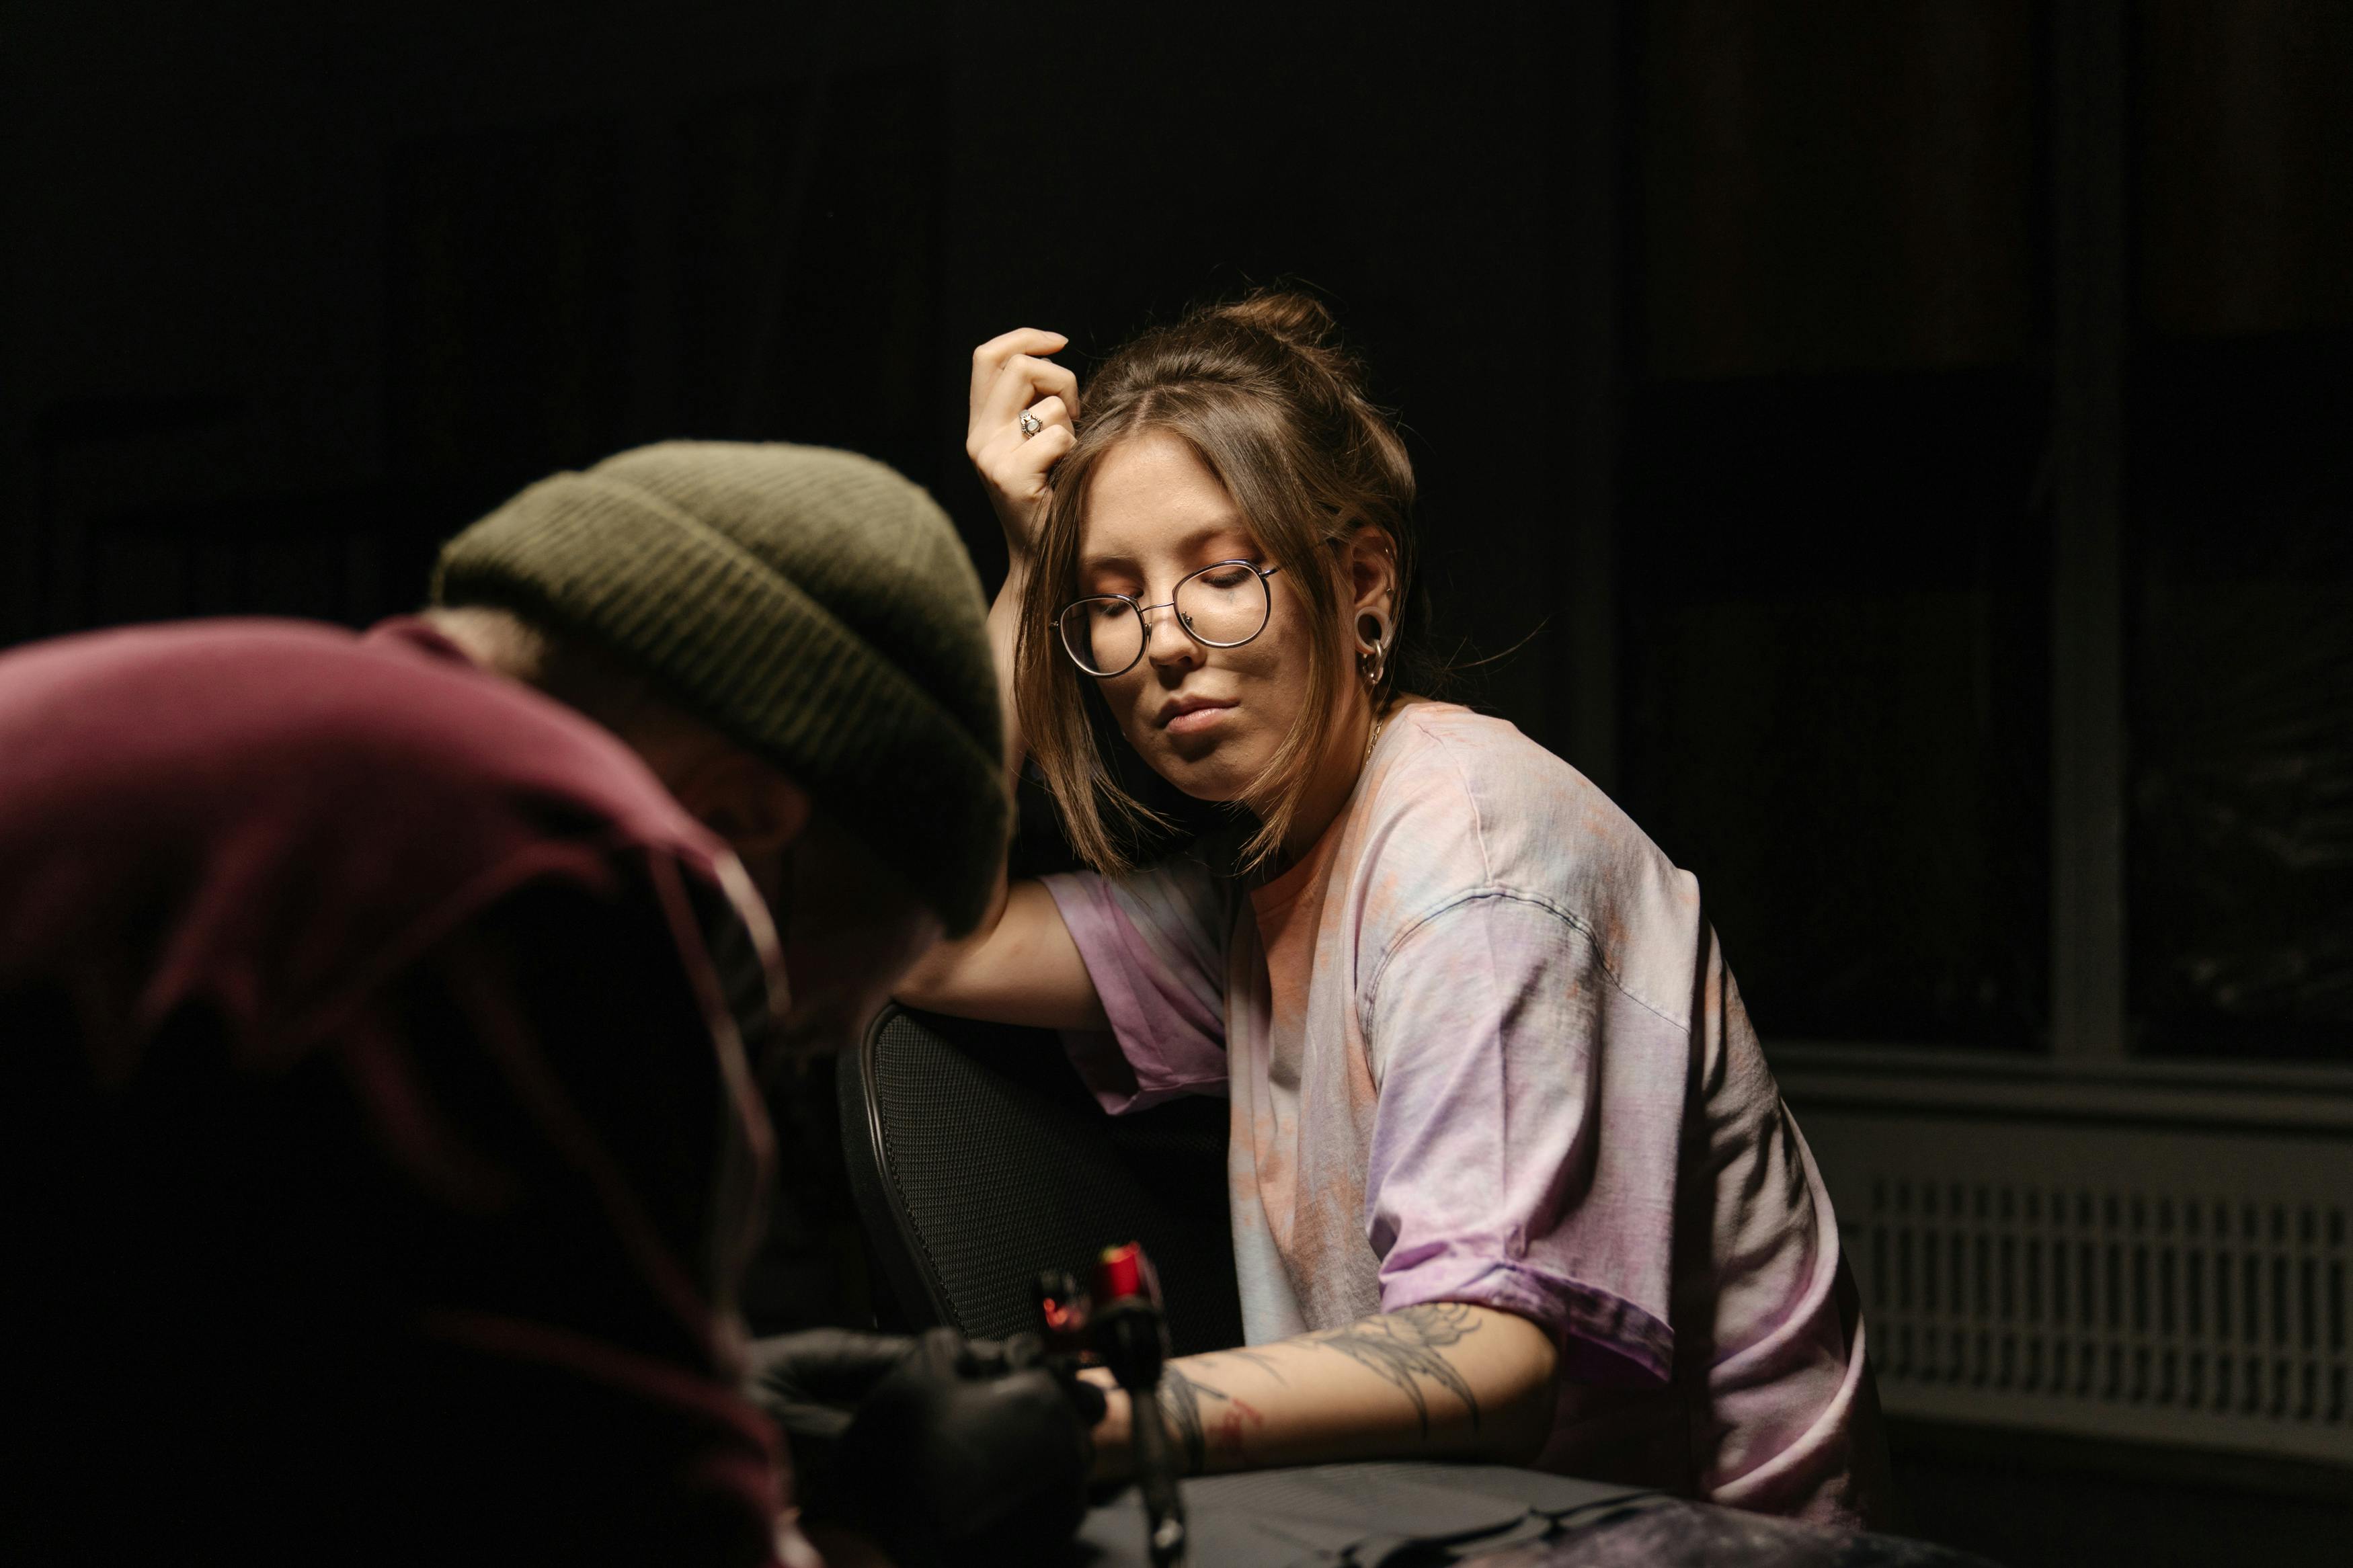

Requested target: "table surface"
[
  {"left": 1075, "top": 1461, "right": 1656, "bottom": 1567},
  {"left": 1074, "top": 1462, "right": 1993, "bottom": 1568}
]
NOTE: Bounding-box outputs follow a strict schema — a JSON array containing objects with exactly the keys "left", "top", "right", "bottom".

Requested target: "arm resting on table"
[{"left": 1086, "top": 1302, "right": 1559, "bottom": 1479}]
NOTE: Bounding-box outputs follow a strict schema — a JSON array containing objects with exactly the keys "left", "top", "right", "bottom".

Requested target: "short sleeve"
[
  {"left": 1040, "top": 854, "right": 1233, "bottom": 1114},
  {"left": 1361, "top": 892, "right": 1680, "bottom": 1387}
]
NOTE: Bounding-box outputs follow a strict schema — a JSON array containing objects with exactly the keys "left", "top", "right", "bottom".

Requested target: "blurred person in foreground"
[{"left": 1, "top": 442, "right": 1092, "bottom": 1567}]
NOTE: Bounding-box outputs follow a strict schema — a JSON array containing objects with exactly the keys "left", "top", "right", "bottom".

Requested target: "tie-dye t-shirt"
[{"left": 1040, "top": 702, "right": 1888, "bottom": 1524}]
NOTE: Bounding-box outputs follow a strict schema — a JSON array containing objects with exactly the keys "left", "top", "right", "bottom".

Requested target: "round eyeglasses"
[{"left": 1057, "top": 560, "right": 1285, "bottom": 678}]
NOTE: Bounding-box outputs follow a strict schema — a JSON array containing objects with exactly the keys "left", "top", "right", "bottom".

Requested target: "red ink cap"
[{"left": 1094, "top": 1241, "right": 1148, "bottom": 1304}]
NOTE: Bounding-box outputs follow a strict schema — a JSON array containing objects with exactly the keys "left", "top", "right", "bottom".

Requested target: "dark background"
[{"left": 5, "top": 2, "right": 2348, "bottom": 1562}]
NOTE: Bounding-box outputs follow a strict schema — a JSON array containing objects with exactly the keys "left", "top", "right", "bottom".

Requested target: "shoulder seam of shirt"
[
  {"left": 1396, "top": 706, "right": 1497, "bottom": 886},
  {"left": 1359, "top": 885, "right": 1692, "bottom": 1035}
]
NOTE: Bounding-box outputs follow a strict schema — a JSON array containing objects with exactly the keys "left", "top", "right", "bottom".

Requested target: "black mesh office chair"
[{"left": 838, "top": 1004, "right": 1245, "bottom": 1357}]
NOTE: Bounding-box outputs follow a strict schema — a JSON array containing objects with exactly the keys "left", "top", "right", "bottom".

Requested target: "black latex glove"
[
  {"left": 833, "top": 1327, "right": 1106, "bottom": 1568},
  {"left": 747, "top": 1327, "right": 1109, "bottom": 1563},
  {"left": 746, "top": 1327, "right": 923, "bottom": 1514},
  {"left": 748, "top": 1328, "right": 918, "bottom": 1434}
]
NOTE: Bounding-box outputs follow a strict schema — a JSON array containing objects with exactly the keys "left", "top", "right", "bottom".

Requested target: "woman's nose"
[{"left": 1141, "top": 604, "right": 1199, "bottom": 667}]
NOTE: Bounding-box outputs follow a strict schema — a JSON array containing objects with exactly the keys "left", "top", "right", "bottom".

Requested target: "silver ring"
[{"left": 1018, "top": 410, "right": 1043, "bottom": 439}]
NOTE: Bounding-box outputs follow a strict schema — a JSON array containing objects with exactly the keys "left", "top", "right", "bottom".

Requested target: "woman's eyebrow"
[{"left": 1079, "top": 521, "right": 1255, "bottom": 578}]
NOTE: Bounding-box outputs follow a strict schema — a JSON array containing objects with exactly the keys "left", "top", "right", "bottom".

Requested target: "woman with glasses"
[{"left": 900, "top": 292, "right": 1888, "bottom": 1525}]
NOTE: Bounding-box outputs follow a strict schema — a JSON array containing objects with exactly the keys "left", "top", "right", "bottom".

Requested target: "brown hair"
[{"left": 1015, "top": 290, "right": 1421, "bottom": 874}]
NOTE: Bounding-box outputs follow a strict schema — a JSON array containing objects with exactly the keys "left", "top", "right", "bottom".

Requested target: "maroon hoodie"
[{"left": 1, "top": 616, "right": 789, "bottom": 1565}]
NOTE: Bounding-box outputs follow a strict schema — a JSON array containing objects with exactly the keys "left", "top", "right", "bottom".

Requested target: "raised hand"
[{"left": 965, "top": 327, "right": 1078, "bottom": 559}]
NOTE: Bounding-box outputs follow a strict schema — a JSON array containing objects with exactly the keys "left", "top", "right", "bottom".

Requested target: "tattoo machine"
[{"left": 1035, "top": 1241, "right": 1190, "bottom": 1568}]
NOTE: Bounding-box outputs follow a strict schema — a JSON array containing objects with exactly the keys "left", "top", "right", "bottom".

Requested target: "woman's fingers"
[
  {"left": 969, "top": 328, "right": 1069, "bottom": 413},
  {"left": 1023, "top": 393, "right": 1073, "bottom": 436},
  {"left": 972, "top": 356, "right": 1080, "bottom": 452},
  {"left": 967, "top": 329, "right": 1079, "bottom": 551},
  {"left": 973, "top": 411, "right": 1074, "bottom": 501}
]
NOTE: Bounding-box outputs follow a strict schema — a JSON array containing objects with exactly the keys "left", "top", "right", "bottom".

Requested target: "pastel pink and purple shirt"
[{"left": 1043, "top": 702, "right": 1888, "bottom": 1524}]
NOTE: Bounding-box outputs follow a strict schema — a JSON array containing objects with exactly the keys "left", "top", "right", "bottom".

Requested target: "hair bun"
[{"left": 1217, "top": 288, "right": 1338, "bottom": 352}]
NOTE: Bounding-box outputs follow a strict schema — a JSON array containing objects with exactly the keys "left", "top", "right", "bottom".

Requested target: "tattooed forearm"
[
  {"left": 1154, "top": 1350, "right": 1282, "bottom": 1475},
  {"left": 1139, "top": 1311, "right": 1488, "bottom": 1475},
  {"left": 1157, "top": 1364, "right": 1220, "bottom": 1475},
  {"left": 1302, "top": 1302, "right": 1484, "bottom": 1434},
  {"left": 1201, "top": 1345, "right": 1285, "bottom": 1382}
]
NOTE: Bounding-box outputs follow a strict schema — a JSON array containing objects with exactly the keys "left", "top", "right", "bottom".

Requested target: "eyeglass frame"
[{"left": 1055, "top": 559, "right": 1286, "bottom": 679}]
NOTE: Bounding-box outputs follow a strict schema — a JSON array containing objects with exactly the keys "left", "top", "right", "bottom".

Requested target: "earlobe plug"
[{"left": 1355, "top": 606, "right": 1393, "bottom": 686}]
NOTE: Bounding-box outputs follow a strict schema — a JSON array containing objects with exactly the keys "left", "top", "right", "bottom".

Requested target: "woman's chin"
[{"left": 1147, "top": 743, "right": 1257, "bottom": 804}]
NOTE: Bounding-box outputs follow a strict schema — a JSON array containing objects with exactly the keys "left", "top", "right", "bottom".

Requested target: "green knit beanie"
[{"left": 432, "top": 440, "right": 1006, "bottom": 937}]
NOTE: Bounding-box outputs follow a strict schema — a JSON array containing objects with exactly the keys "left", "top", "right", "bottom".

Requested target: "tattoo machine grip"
[{"left": 1091, "top": 1242, "right": 1189, "bottom": 1568}]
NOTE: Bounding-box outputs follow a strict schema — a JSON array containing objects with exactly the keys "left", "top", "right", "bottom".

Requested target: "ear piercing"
[{"left": 1355, "top": 606, "right": 1393, "bottom": 686}]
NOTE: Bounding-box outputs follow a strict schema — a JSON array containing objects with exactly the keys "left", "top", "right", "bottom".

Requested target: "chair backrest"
[{"left": 838, "top": 1004, "right": 1245, "bottom": 1358}]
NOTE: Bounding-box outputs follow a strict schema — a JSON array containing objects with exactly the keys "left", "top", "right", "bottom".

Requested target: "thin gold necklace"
[{"left": 1364, "top": 703, "right": 1389, "bottom": 764}]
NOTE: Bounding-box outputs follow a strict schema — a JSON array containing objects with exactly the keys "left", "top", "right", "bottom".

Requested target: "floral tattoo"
[
  {"left": 1152, "top": 1304, "right": 1484, "bottom": 1473},
  {"left": 1302, "top": 1302, "right": 1483, "bottom": 1434}
]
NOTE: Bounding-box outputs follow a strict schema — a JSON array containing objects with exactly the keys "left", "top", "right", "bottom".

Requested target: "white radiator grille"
[
  {"left": 1788, "top": 1098, "right": 2353, "bottom": 1468},
  {"left": 1856, "top": 1180, "right": 2347, "bottom": 1433}
]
